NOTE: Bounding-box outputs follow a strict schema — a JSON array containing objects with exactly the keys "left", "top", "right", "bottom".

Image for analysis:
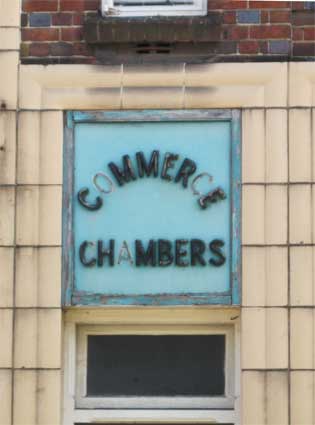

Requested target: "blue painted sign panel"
[{"left": 63, "top": 110, "right": 241, "bottom": 306}]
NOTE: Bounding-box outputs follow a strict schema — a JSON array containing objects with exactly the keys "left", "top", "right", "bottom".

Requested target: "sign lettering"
[
  {"left": 63, "top": 112, "right": 241, "bottom": 305},
  {"left": 77, "top": 150, "right": 226, "bottom": 212}
]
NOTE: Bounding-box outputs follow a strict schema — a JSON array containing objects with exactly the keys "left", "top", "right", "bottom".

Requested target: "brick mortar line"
[
  {"left": 0, "top": 247, "right": 62, "bottom": 249},
  {"left": 2, "top": 107, "right": 315, "bottom": 112},
  {"left": 286, "top": 66, "right": 291, "bottom": 424},
  {"left": 0, "top": 368, "right": 62, "bottom": 370},
  {"left": 3, "top": 306, "right": 315, "bottom": 309},
  {"left": 242, "top": 368, "right": 315, "bottom": 371},
  {"left": 242, "top": 244, "right": 314, "bottom": 247},
  {"left": 0, "top": 183, "right": 62, "bottom": 189},
  {"left": 1, "top": 244, "right": 315, "bottom": 248},
  {"left": 10, "top": 35, "right": 21, "bottom": 423},
  {"left": 242, "top": 306, "right": 315, "bottom": 308},
  {"left": 20, "top": 57, "right": 315, "bottom": 63},
  {"left": 242, "top": 182, "right": 315, "bottom": 184},
  {"left": 2, "top": 108, "right": 315, "bottom": 112},
  {"left": 0, "top": 307, "right": 63, "bottom": 309},
  {"left": 0, "top": 184, "right": 63, "bottom": 187}
]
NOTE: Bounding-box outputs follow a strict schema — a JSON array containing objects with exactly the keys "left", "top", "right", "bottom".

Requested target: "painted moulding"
[
  {"left": 18, "top": 62, "right": 288, "bottom": 110},
  {"left": 289, "top": 62, "right": 315, "bottom": 106}
]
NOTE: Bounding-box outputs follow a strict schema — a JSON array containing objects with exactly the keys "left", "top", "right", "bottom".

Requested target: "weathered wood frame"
[
  {"left": 63, "top": 308, "right": 240, "bottom": 424},
  {"left": 62, "top": 109, "right": 241, "bottom": 306}
]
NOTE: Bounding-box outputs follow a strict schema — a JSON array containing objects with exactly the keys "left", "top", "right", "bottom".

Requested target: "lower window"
[{"left": 63, "top": 310, "right": 239, "bottom": 424}]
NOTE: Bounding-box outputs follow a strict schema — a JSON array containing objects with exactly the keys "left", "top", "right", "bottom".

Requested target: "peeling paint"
[{"left": 63, "top": 109, "right": 241, "bottom": 307}]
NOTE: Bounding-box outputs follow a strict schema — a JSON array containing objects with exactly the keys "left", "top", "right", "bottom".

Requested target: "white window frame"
[
  {"left": 63, "top": 308, "right": 240, "bottom": 425},
  {"left": 101, "top": 0, "right": 207, "bottom": 17}
]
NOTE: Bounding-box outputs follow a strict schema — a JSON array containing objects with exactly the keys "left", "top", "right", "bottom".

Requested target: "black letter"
[
  {"left": 135, "top": 240, "right": 156, "bottom": 266},
  {"left": 158, "top": 239, "right": 173, "bottom": 266},
  {"left": 161, "top": 153, "right": 179, "bottom": 181},
  {"left": 108, "top": 155, "right": 137, "bottom": 186},
  {"left": 209, "top": 239, "right": 226, "bottom": 267},
  {"left": 174, "top": 158, "right": 197, "bottom": 188},
  {"left": 198, "top": 187, "right": 227, "bottom": 210},
  {"left": 136, "top": 151, "right": 159, "bottom": 178},
  {"left": 191, "top": 239, "right": 206, "bottom": 266},
  {"left": 97, "top": 240, "right": 115, "bottom": 266},
  {"left": 79, "top": 241, "right": 96, "bottom": 267},
  {"left": 175, "top": 239, "right": 189, "bottom": 267},
  {"left": 77, "top": 188, "right": 103, "bottom": 211}
]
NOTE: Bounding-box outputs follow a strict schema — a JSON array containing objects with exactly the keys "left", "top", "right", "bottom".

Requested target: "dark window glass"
[{"left": 87, "top": 335, "right": 225, "bottom": 396}]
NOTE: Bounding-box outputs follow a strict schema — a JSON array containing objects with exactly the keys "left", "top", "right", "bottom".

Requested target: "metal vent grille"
[{"left": 135, "top": 42, "right": 173, "bottom": 54}]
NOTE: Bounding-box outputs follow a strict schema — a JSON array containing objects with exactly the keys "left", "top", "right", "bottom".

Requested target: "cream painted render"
[{"left": 0, "top": 1, "right": 315, "bottom": 422}]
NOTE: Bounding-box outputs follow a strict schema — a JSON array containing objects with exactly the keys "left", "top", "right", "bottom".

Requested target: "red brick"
[
  {"left": 292, "top": 1, "right": 306, "bottom": 11},
  {"left": 73, "top": 42, "right": 93, "bottom": 55},
  {"left": 293, "top": 27, "right": 304, "bottom": 40},
  {"left": 21, "top": 13, "right": 28, "bottom": 27},
  {"left": 50, "top": 41, "right": 73, "bottom": 55},
  {"left": 73, "top": 14, "right": 84, "bottom": 25},
  {"left": 217, "top": 41, "right": 237, "bottom": 53},
  {"left": 261, "top": 11, "right": 269, "bottom": 23},
  {"left": 293, "top": 42, "right": 315, "bottom": 56},
  {"left": 60, "top": 0, "right": 99, "bottom": 11},
  {"left": 22, "top": 28, "right": 59, "bottom": 41},
  {"left": 259, "top": 40, "right": 268, "bottom": 54},
  {"left": 250, "top": 25, "right": 291, "bottom": 39},
  {"left": 223, "top": 11, "right": 236, "bottom": 24},
  {"left": 85, "top": 0, "right": 100, "bottom": 10},
  {"left": 223, "top": 26, "right": 249, "bottom": 40},
  {"left": 249, "top": 1, "right": 291, "bottom": 8},
  {"left": 61, "top": 27, "right": 83, "bottom": 41},
  {"left": 52, "top": 13, "right": 73, "bottom": 26},
  {"left": 292, "top": 10, "right": 315, "bottom": 25},
  {"left": 304, "top": 28, "right": 315, "bottom": 40},
  {"left": 23, "top": 0, "right": 58, "bottom": 12},
  {"left": 29, "top": 42, "right": 50, "bottom": 56},
  {"left": 20, "top": 43, "right": 30, "bottom": 57},
  {"left": 239, "top": 40, "right": 259, "bottom": 54},
  {"left": 269, "top": 10, "right": 290, "bottom": 23},
  {"left": 208, "top": 0, "right": 247, "bottom": 10},
  {"left": 60, "top": 0, "right": 85, "bottom": 11}
]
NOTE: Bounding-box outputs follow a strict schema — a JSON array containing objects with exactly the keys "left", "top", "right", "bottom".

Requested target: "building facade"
[{"left": 1, "top": 0, "right": 315, "bottom": 424}]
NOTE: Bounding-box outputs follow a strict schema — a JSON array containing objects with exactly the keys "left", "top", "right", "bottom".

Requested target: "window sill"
[{"left": 84, "top": 14, "right": 222, "bottom": 44}]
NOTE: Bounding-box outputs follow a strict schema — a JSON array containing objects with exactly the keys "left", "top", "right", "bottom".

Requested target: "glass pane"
[
  {"left": 87, "top": 335, "right": 225, "bottom": 396},
  {"left": 114, "top": 0, "right": 194, "bottom": 5}
]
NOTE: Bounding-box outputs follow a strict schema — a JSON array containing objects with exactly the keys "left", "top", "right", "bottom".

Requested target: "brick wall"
[{"left": 19, "top": 1, "right": 315, "bottom": 64}]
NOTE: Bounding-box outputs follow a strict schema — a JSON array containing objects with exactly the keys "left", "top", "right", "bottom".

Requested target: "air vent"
[{"left": 135, "top": 42, "right": 172, "bottom": 54}]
